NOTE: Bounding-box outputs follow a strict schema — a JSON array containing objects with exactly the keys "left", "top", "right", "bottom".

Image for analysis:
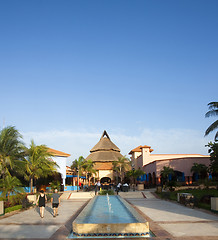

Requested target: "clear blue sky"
[{"left": 0, "top": 0, "right": 217, "bottom": 163}]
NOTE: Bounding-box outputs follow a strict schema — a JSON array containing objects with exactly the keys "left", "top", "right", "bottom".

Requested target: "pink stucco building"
[{"left": 129, "top": 145, "right": 210, "bottom": 185}]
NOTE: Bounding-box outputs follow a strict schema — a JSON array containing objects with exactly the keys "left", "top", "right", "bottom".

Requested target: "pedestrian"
[
  {"left": 116, "top": 182, "right": 121, "bottom": 195},
  {"left": 36, "top": 190, "right": 47, "bottom": 218},
  {"left": 51, "top": 189, "right": 60, "bottom": 217},
  {"left": 95, "top": 180, "right": 101, "bottom": 195}
]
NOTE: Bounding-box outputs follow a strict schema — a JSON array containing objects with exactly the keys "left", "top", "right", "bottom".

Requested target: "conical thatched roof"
[
  {"left": 90, "top": 130, "right": 120, "bottom": 153},
  {"left": 86, "top": 130, "right": 123, "bottom": 163}
]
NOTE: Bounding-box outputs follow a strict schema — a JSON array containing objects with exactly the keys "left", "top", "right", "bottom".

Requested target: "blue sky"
[{"left": 0, "top": 1, "right": 217, "bottom": 165}]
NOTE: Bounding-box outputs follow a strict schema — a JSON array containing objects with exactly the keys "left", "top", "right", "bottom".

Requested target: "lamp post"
[{"left": 77, "top": 166, "right": 79, "bottom": 192}]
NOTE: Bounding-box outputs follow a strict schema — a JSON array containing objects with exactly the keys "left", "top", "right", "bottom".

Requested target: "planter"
[
  {"left": 27, "top": 195, "right": 37, "bottom": 205},
  {"left": 137, "top": 184, "right": 144, "bottom": 191},
  {"left": 0, "top": 201, "right": 4, "bottom": 216},
  {"left": 211, "top": 197, "right": 218, "bottom": 212},
  {"left": 156, "top": 186, "right": 162, "bottom": 193}
]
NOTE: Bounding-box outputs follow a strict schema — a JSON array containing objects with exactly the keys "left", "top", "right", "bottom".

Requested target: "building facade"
[
  {"left": 48, "top": 148, "right": 71, "bottom": 189},
  {"left": 129, "top": 145, "right": 210, "bottom": 185}
]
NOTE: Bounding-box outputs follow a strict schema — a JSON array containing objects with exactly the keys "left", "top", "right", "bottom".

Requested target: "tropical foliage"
[
  {"left": 0, "top": 126, "right": 25, "bottom": 178},
  {"left": 82, "top": 159, "right": 96, "bottom": 185},
  {"left": 160, "top": 166, "right": 174, "bottom": 185},
  {"left": 206, "top": 141, "right": 218, "bottom": 177},
  {"left": 191, "top": 163, "right": 208, "bottom": 180},
  {"left": 0, "top": 175, "right": 24, "bottom": 204},
  {"left": 205, "top": 102, "right": 218, "bottom": 141},
  {"left": 71, "top": 156, "right": 85, "bottom": 187},
  {"left": 24, "top": 140, "right": 58, "bottom": 193},
  {"left": 112, "top": 156, "right": 131, "bottom": 183},
  {"left": 126, "top": 169, "right": 145, "bottom": 185}
]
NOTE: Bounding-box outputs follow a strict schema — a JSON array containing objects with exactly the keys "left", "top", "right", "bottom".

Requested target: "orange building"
[{"left": 129, "top": 145, "right": 210, "bottom": 186}]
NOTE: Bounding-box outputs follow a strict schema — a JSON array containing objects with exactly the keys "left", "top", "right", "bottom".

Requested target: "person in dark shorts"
[
  {"left": 36, "top": 190, "right": 47, "bottom": 218},
  {"left": 51, "top": 189, "right": 60, "bottom": 217}
]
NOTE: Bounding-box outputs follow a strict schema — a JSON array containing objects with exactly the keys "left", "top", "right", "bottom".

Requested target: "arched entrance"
[
  {"left": 173, "top": 170, "right": 185, "bottom": 182},
  {"left": 152, "top": 172, "right": 156, "bottom": 185},
  {"left": 100, "top": 177, "right": 112, "bottom": 190},
  {"left": 100, "top": 177, "right": 111, "bottom": 184}
]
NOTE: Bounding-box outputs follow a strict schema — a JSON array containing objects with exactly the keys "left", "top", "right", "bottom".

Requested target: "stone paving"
[{"left": 0, "top": 190, "right": 217, "bottom": 240}]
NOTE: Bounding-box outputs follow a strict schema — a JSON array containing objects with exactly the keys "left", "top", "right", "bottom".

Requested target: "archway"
[
  {"left": 100, "top": 177, "right": 112, "bottom": 190},
  {"left": 148, "top": 173, "right": 152, "bottom": 186},
  {"left": 152, "top": 172, "right": 156, "bottom": 185},
  {"left": 100, "top": 177, "right": 111, "bottom": 184},
  {"left": 173, "top": 170, "right": 185, "bottom": 182}
]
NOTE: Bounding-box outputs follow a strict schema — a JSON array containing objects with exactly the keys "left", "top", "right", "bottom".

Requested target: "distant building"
[
  {"left": 48, "top": 148, "right": 71, "bottom": 189},
  {"left": 86, "top": 130, "right": 124, "bottom": 183},
  {"left": 129, "top": 145, "right": 210, "bottom": 185}
]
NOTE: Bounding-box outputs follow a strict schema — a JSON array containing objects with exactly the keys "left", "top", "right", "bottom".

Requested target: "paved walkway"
[{"left": 0, "top": 190, "right": 217, "bottom": 239}]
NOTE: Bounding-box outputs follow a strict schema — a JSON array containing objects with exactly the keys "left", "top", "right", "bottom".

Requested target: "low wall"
[{"left": 64, "top": 186, "right": 80, "bottom": 191}]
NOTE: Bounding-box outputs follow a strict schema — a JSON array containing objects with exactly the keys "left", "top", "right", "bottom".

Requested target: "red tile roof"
[{"left": 48, "top": 148, "right": 71, "bottom": 157}]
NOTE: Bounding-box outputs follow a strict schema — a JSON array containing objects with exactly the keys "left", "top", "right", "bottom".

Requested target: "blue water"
[{"left": 81, "top": 195, "right": 137, "bottom": 224}]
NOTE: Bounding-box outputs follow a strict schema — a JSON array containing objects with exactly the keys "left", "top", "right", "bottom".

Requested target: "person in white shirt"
[
  {"left": 116, "top": 182, "right": 121, "bottom": 194},
  {"left": 95, "top": 180, "right": 101, "bottom": 195}
]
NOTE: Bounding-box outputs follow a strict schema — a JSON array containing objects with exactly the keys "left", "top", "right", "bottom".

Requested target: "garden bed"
[{"left": 156, "top": 188, "right": 218, "bottom": 212}]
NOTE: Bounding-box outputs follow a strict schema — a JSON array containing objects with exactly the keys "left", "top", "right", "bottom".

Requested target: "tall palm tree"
[
  {"left": 71, "top": 156, "right": 85, "bottom": 189},
  {"left": 0, "top": 126, "right": 25, "bottom": 178},
  {"left": 25, "top": 140, "right": 58, "bottom": 193},
  {"left": 82, "top": 159, "right": 96, "bottom": 185},
  {"left": 126, "top": 169, "right": 145, "bottom": 186},
  {"left": 205, "top": 102, "right": 218, "bottom": 141},
  {"left": 112, "top": 156, "right": 131, "bottom": 183}
]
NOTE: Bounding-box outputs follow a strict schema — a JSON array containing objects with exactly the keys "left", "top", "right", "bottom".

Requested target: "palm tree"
[
  {"left": 191, "top": 163, "right": 208, "bottom": 180},
  {"left": 112, "top": 156, "right": 131, "bottom": 183},
  {"left": 25, "top": 140, "right": 58, "bottom": 193},
  {"left": 206, "top": 141, "right": 218, "bottom": 176},
  {"left": 82, "top": 159, "right": 96, "bottom": 185},
  {"left": 0, "top": 175, "right": 24, "bottom": 205},
  {"left": 205, "top": 102, "right": 218, "bottom": 141},
  {"left": 126, "top": 169, "right": 145, "bottom": 186},
  {"left": 71, "top": 156, "right": 85, "bottom": 189},
  {"left": 0, "top": 126, "right": 25, "bottom": 178},
  {"left": 160, "top": 166, "right": 174, "bottom": 185}
]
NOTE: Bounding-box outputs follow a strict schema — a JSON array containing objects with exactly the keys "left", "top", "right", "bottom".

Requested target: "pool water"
[{"left": 82, "top": 195, "right": 137, "bottom": 224}]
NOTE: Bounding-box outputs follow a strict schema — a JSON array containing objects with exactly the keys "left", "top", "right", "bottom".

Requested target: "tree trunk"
[
  {"left": 30, "top": 178, "right": 33, "bottom": 193},
  {"left": 7, "top": 191, "right": 10, "bottom": 204}
]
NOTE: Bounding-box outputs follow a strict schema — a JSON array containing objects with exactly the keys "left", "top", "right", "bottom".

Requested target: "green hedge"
[{"left": 5, "top": 205, "right": 22, "bottom": 214}]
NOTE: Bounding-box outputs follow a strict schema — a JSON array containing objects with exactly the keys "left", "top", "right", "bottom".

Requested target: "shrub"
[
  {"left": 99, "top": 189, "right": 114, "bottom": 195},
  {"left": 5, "top": 205, "right": 22, "bottom": 214}
]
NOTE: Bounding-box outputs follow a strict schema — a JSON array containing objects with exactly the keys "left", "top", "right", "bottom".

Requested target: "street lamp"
[{"left": 76, "top": 167, "right": 79, "bottom": 192}]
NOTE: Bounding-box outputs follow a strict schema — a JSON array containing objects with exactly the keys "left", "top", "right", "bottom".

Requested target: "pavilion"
[{"left": 86, "top": 130, "right": 124, "bottom": 184}]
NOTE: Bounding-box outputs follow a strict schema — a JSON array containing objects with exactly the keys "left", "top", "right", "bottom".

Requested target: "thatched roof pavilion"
[
  {"left": 86, "top": 130, "right": 123, "bottom": 182},
  {"left": 86, "top": 130, "right": 123, "bottom": 163}
]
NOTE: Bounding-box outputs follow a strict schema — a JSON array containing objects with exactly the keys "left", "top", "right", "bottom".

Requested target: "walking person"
[
  {"left": 116, "top": 182, "right": 121, "bottom": 195},
  {"left": 36, "top": 190, "right": 47, "bottom": 218},
  {"left": 51, "top": 189, "right": 60, "bottom": 217},
  {"left": 95, "top": 180, "right": 101, "bottom": 195}
]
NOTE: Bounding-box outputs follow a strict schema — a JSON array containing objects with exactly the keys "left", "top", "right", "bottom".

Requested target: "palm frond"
[
  {"left": 208, "top": 102, "right": 218, "bottom": 110},
  {"left": 205, "top": 110, "right": 218, "bottom": 118},
  {"left": 205, "top": 120, "right": 218, "bottom": 136}
]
